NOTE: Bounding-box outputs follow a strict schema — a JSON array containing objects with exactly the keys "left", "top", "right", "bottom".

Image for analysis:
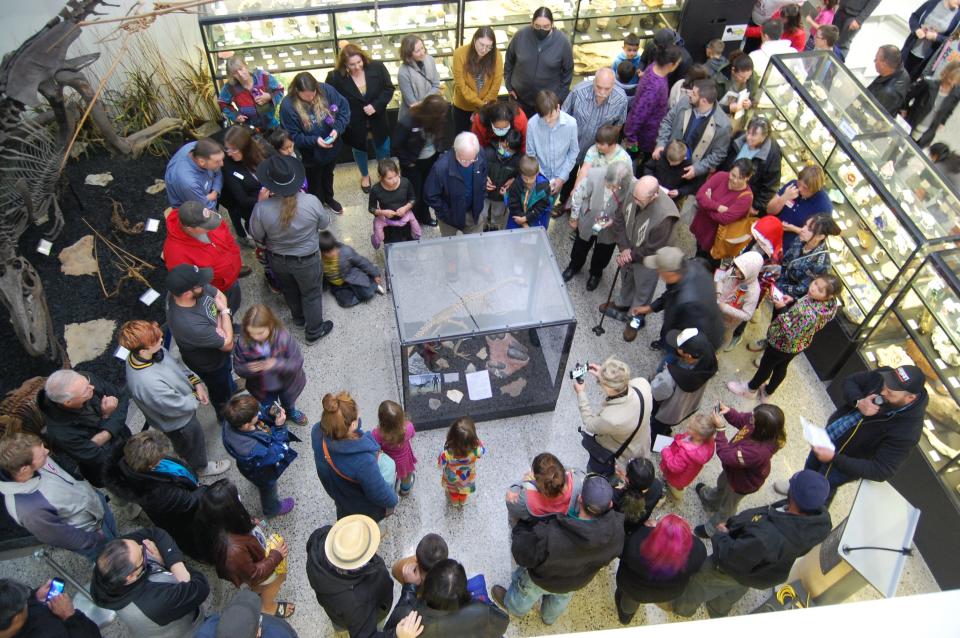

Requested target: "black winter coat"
[
  {"left": 38, "top": 372, "right": 131, "bottom": 488},
  {"left": 616, "top": 525, "right": 707, "bottom": 602},
  {"left": 650, "top": 260, "right": 725, "bottom": 349},
  {"left": 220, "top": 156, "right": 262, "bottom": 224},
  {"left": 15, "top": 595, "right": 102, "bottom": 638},
  {"left": 825, "top": 368, "right": 928, "bottom": 482},
  {"left": 385, "top": 583, "right": 509, "bottom": 638},
  {"left": 392, "top": 114, "right": 432, "bottom": 167},
  {"left": 711, "top": 500, "right": 832, "bottom": 588},
  {"left": 103, "top": 447, "right": 206, "bottom": 559},
  {"left": 305, "top": 525, "right": 394, "bottom": 638},
  {"left": 722, "top": 134, "right": 782, "bottom": 213},
  {"left": 902, "top": 79, "right": 960, "bottom": 148},
  {"left": 326, "top": 63, "right": 395, "bottom": 150},
  {"left": 867, "top": 67, "right": 912, "bottom": 115},
  {"left": 483, "top": 145, "right": 520, "bottom": 200},
  {"left": 511, "top": 509, "right": 625, "bottom": 593}
]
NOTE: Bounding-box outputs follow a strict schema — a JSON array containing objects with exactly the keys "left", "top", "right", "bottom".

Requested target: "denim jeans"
[
  {"left": 77, "top": 493, "right": 118, "bottom": 563},
  {"left": 504, "top": 567, "right": 574, "bottom": 625},
  {"left": 197, "top": 355, "right": 236, "bottom": 418},
  {"left": 257, "top": 482, "right": 281, "bottom": 516},
  {"left": 352, "top": 137, "right": 391, "bottom": 177}
]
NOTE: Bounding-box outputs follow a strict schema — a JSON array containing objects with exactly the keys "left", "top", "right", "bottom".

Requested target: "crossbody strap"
[
  {"left": 612, "top": 387, "right": 646, "bottom": 460},
  {"left": 322, "top": 437, "right": 359, "bottom": 484}
]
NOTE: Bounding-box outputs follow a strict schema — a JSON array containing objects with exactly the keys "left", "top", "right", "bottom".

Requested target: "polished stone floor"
[{"left": 0, "top": 163, "right": 938, "bottom": 636}]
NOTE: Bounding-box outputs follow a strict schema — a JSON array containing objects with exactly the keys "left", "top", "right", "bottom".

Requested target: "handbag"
[
  {"left": 710, "top": 193, "right": 757, "bottom": 260},
  {"left": 579, "top": 387, "right": 646, "bottom": 476}
]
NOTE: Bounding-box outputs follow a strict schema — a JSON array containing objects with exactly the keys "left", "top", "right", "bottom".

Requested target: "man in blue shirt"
[{"left": 164, "top": 139, "right": 225, "bottom": 211}]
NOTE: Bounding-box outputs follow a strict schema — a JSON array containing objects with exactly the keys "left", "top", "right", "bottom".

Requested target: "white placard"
[
  {"left": 36, "top": 239, "right": 53, "bottom": 255},
  {"left": 722, "top": 24, "right": 747, "bottom": 41},
  {"left": 443, "top": 372, "right": 459, "bottom": 383},
  {"left": 652, "top": 434, "right": 673, "bottom": 453},
  {"left": 139, "top": 288, "right": 161, "bottom": 306},
  {"left": 465, "top": 370, "right": 492, "bottom": 401},
  {"left": 145, "top": 218, "right": 160, "bottom": 232},
  {"left": 801, "top": 416, "right": 835, "bottom": 451},
  {"left": 114, "top": 346, "right": 130, "bottom": 360}
]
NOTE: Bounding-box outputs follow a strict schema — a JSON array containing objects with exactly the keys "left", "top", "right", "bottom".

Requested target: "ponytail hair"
[{"left": 321, "top": 391, "right": 359, "bottom": 440}]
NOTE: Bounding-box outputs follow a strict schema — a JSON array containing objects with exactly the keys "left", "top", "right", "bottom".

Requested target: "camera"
[
  {"left": 628, "top": 316, "right": 642, "bottom": 330},
  {"left": 569, "top": 362, "right": 587, "bottom": 384}
]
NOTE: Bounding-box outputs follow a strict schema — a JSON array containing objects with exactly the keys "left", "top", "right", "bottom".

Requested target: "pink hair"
[{"left": 639, "top": 514, "right": 694, "bottom": 579}]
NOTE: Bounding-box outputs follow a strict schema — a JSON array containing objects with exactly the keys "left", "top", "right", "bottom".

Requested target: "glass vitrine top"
[{"left": 387, "top": 228, "right": 576, "bottom": 342}]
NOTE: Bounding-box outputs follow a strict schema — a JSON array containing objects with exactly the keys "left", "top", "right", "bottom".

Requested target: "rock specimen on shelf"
[
  {"left": 500, "top": 377, "right": 527, "bottom": 398},
  {"left": 446, "top": 389, "right": 463, "bottom": 404},
  {"left": 145, "top": 179, "right": 166, "bottom": 194},
  {"left": 84, "top": 172, "right": 113, "bottom": 186},
  {"left": 428, "top": 398, "right": 441, "bottom": 411}
]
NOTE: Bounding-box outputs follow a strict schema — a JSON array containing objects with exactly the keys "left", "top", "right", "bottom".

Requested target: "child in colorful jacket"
[
  {"left": 222, "top": 394, "right": 299, "bottom": 517},
  {"left": 505, "top": 155, "right": 552, "bottom": 229}
]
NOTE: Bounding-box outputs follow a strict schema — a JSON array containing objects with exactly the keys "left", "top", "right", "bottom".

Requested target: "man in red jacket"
[{"left": 163, "top": 201, "right": 248, "bottom": 314}]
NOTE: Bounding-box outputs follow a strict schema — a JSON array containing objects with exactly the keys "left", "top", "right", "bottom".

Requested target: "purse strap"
[
  {"left": 322, "top": 437, "right": 359, "bottom": 484},
  {"left": 611, "top": 387, "right": 646, "bottom": 461}
]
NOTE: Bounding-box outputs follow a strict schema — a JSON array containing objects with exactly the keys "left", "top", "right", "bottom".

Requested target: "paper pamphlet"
[
  {"left": 145, "top": 218, "right": 160, "bottom": 232},
  {"left": 801, "top": 416, "right": 835, "bottom": 451},
  {"left": 465, "top": 370, "right": 492, "bottom": 401},
  {"left": 139, "top": 288, "right": 160, "bottom": 306},
  {"left": 653, "top": 434, "right": 674, "bottom": 453}
]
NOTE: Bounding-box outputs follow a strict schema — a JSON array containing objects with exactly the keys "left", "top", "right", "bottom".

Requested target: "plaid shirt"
[{"left": 561, "top": 79, "right": 629, "bottom": 157}]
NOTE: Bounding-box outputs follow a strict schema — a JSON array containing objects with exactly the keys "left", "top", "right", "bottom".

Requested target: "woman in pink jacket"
[
  {"left": 659, "top": 413, "right": 717, "bottom": 502},
  {"left": 689, "top": 158, "right": 755, "bottom": 266}
]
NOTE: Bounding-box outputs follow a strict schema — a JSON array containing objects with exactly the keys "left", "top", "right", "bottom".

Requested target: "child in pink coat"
[
  {"left": 659, "top": 413, "right": 717, "bottom": 501},
  {"left": 371, "top": 400, "right": 417, "bottom": 495}
]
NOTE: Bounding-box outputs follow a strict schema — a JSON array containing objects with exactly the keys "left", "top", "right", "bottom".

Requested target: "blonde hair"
[
  {"left": 290, "top": 72, "right": 332, "bottom": 130},
  {"left": 688, "top": 414, "right": 718, "bottom": 440},
  {"left": 279, "top": 195, "right": 298, "bottom": 229},
  {"left": 599, "top": 357, "right": 630, "bottom": 392},
  {"left": 0, "top": 432, "right": 42, "bottom": 474},
  {"left": 241, "top": 304, "right": 282, "bottom": 343}
]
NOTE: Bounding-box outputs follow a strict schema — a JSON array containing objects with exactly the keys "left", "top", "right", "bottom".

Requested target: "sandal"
[{"left": 273, "top": 601, "right": 296, "bottom": 618}]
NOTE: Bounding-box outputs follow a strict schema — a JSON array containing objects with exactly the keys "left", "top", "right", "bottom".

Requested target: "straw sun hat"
[{"left": 324, "top": 515, "right": 381, "bottom": 571}]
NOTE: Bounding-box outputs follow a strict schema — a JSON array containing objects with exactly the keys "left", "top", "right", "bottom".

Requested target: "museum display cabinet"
[
  {"left": 387, "top": 228, "right": 576, "bottom": 429},
  {"left": 827, "top": 249, "right": 960, "bottom": 591},
  {"left": 200, "top": 0, "right": 689, "bottom": 103},
  {"left": 752, "top": 51, "right": 960, "bottom": 378}
]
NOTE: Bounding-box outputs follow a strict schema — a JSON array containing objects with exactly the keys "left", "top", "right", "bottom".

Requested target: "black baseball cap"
[
  {"left": 581, "top": 474, "right": 614, "bottom": 516},
  {"left": 666, "top": 328, "right": 711, "bottom": 359},
  {"left": 880, "top": 365, "right": 925, "bottom": 394},
  {"left": 166, "top": 264, "right": 213, "bottom": 295}
]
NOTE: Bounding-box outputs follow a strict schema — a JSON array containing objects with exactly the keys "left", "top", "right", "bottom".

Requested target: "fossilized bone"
[{"left": 411, "top": 277, "right": 524, "bottom": 341}]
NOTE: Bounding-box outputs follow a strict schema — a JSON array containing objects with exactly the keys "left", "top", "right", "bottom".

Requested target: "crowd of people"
[{"left": 0, "top": 2, "right": 943, "bottom": 637}]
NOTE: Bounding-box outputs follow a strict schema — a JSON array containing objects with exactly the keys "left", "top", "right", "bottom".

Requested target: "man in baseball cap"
[
  {"left": 675, "top": 469, "right": 832, "bottom": 618},
  {"left": 194, "top": 589, "right": 298, "bottom": 638},
  {"left": 776, "top": 364, "right": 928, "bottom": 501},
  {"left": 624, "top": 245, "right": 725, "bottom": 353},
  {"left": 491, "top": 473, "right": 624, "bottom": 624},
  {"left": 163, "top": 199, "right": 248, "bottom": 317}
]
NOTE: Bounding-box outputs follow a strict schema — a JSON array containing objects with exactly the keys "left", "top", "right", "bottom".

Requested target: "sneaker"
[
  {"left": 724, "top": 333, "right": 743, "bottom": 352},
  {"left": 305, "top": 320, "right": 334, "bottom": 345},
  {"left": 399, "top": 473, "right": 416, "bottom": 496},
  {"left": 649, "top": 338, "right": 662, "bottom": 351},
  {"left": 773, "top": 479, "right": 790, "bottom": 496},
  {"left": 288, "top": 408, "right": 308, "bottom": 427},
  {"left": 726, "top": 380, "right": 757, "bottom": 399},
  {"left": 747, "top": 338, "right": 767, "bottom": 352},
  {"left": 272, "top": 497, "right": 295, "bottom": 517},
  {"left": 490, "top": 585, "right": 508, "bottom": 612},
  {"left": 694, "top": 482, "right": 715, "bottom": 511},
  {"left": 199, "top": 459, "right": 231, "bottom": 477}
]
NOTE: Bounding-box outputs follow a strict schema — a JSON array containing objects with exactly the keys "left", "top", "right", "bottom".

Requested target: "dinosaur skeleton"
[
  {"left": 410, "top": 277, "right": 525, "bottom": 342},
  {"left": 0, "top": 1, "right": 186, "bottom": 361}
]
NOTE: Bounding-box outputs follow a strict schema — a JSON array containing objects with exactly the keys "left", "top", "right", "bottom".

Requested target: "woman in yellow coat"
[{"left": 452, "top": 26, "right": 503, "bottom": 134}]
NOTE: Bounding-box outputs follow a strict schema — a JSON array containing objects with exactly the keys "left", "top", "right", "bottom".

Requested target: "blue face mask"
[
  {"left": 492, "top": 125, "right": 510, "bottom": 137},
  {"left": 497, "top": 146, "right": 514, "bottom": 158}
]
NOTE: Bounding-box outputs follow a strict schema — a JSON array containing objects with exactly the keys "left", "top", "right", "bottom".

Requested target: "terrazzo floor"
[{"left": 0, "top": 163, "right": 939, "bottom": 636}]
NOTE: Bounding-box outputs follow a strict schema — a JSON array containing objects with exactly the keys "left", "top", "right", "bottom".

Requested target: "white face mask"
[{"left": 492, "top": 125, "right": 510, "bottom": 137}]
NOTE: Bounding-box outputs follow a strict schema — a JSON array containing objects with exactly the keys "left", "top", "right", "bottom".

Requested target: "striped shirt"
[{"left": 561, "top": 79, "right": 629, "bottom": 157}]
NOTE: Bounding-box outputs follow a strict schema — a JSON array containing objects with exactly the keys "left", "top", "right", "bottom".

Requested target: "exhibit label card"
[
  {"left": 139, "top": 288, "right": 161, "bottom": 306},
  {"left": 465, "top": 370, "right": 493, "bottom": 401},
  {"left": 145, "top": 218, "right": 160, "bottom": 232}
]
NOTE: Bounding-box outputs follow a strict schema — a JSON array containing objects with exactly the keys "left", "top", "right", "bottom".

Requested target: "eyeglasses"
[{"left": 475, "top": 41, "right": 493, "bottom": 52}]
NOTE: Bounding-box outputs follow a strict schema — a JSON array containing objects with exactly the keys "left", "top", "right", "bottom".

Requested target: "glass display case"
[
  {"left": 387, "top": 228, "right": 576, "bottom": 429},
  {"left": 199, "top": 0, "right": 459, "bottom": 110},
  {"left": 200, "top": 0, "right": 690, "bottom": 108},
  {"left": 753, "top": 52, "right": 960, "bottom": 350}
]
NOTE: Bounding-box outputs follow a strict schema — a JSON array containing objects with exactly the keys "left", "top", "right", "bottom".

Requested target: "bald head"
[
  {"left": 634, "top": 176, "right": 661, "bottom": 208},
  {"left": 593, "top": 68, "right": 615, "bottom": 104}
]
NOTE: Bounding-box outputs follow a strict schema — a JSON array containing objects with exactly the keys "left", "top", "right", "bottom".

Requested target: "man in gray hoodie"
[{"left": 0, "top": 433, "right": 116, "bottom": 562}]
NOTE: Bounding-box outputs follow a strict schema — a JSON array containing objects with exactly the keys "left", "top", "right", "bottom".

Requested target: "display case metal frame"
[{"left": 754, "top": 51, "right": 960, "bottom": 377}]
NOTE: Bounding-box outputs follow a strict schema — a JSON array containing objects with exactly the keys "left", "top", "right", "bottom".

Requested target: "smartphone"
[
  {"left": 46, "top": 578, "right": 65, "bottom": 603},
  {"left": 322, "top": 134, "right": 336, "bottom": 145},
  {"left": 714, "top": 401, "right": 722, "bottom": 415}
]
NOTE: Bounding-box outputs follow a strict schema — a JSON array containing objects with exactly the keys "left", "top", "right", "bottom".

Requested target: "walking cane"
[{"left": 591, "top": 267, "right": 621, "bottom": 336}]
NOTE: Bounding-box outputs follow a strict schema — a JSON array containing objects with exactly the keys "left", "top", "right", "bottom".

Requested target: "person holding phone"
[{"left": 0, "top": 577, "right": 101, "bottom": 638}]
